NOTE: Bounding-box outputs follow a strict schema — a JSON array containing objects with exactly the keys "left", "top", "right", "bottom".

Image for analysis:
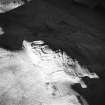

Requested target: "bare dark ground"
[{"left": 0, "top": 0, "right": 105, "bottom": 105}]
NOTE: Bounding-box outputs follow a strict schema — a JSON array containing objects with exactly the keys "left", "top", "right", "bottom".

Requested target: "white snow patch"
[
  {"left": 0, "top": 40, "right": 99, "bottom": 105},
  {"left": 0, "top": 27, "right": 4, "bottom": 35}
]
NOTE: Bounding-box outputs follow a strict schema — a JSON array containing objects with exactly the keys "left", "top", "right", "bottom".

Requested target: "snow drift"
[{"left": 0, "top": 40, "right": 99, "bottom": 105}]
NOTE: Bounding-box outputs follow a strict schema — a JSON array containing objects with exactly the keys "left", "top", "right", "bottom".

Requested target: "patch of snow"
[
  {"left": 0, "top": 27, "right": 4, "bottom": 35},
  {"left": 0, "top": 40, "right": 99, "bottom": 105},
  {"left": 0, "top": 1, "right": 24, "bottom": 13}
]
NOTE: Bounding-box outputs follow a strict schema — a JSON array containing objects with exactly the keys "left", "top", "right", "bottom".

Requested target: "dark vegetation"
[{"left": 0, "top": 0, "right": 105, "bottom": 105}]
